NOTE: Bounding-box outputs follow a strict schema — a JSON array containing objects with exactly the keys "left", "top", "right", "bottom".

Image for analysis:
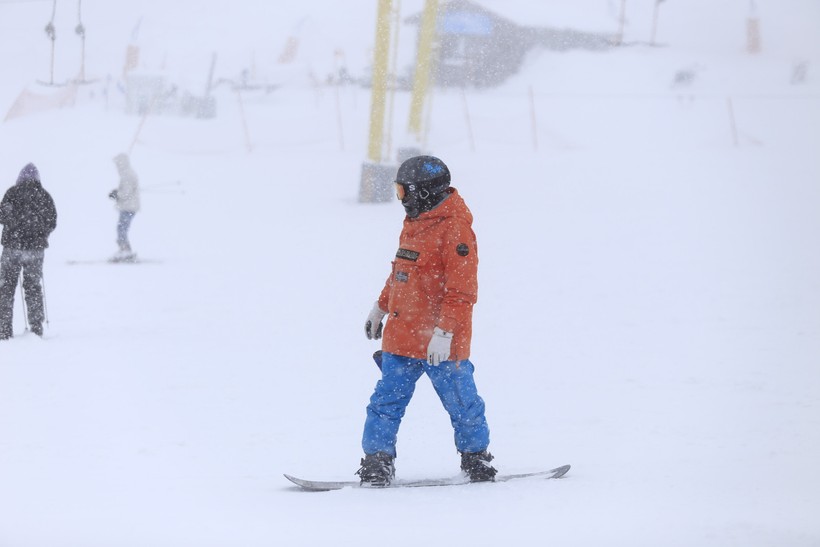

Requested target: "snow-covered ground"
[{"left": 1, "top": 1, "right": 818, "bottom": 546}]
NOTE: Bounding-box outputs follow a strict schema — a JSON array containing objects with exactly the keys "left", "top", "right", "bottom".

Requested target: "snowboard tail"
[{"left": 285, "top": 464, "right": 570, "bottom": 492}]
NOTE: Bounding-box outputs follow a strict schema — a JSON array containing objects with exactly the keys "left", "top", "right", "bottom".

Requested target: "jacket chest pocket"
[
  {"left": 392, "top": 247, "right": 430, "bottom": 283},
  {"left": 392, "top": 261, "right": 417, "bottom": 285},
  {"left": 391, "top": 250, "right": 444, "bottom": 297}
]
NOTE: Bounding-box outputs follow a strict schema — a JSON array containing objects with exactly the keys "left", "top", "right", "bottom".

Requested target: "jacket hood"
[
  {"left": 16, "top": 163, "right": 40, "bottom": 185},
  {"left": 404, "top": 186, "right": 473, "bottom": 241},
  {"left": 114, "top": 153, "right": 131, "bottom": 173}
]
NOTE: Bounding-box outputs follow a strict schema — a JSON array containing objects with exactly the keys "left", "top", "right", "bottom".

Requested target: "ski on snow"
[
  {"left": 66, "top": 258, "right": 161, "bottom": 265},
  {"left": 285, "top": 464, "right": 570, "bottom": 492}
]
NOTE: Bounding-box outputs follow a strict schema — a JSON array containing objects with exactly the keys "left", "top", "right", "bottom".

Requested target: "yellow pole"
[
  {"left": 385, "top": 0, "right": 402, "bottom": 158},
  {"left": 408, "top": 0, "right": 439, "bottom": 140},
  {"left": 367, "top": 0, "right": 393, "bottom": 163}
]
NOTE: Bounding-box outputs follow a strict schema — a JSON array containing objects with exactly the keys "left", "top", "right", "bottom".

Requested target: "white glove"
[
  {"left": 365, "top": 302, "right": 387, "bottom": 340},
  {"left": 426, "top": 327, "right": 453, "bottom": 366}
]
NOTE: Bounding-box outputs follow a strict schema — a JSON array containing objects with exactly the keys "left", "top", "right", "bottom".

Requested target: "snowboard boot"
[
  {"left": 460, "top": 450, "right": 497, "bottom": 482},
  {"left": 356, "top": 452, "right": 395, "bottom": 487},
  {"left": 30, "top": 322, "right": 43, "bottom": 337}
]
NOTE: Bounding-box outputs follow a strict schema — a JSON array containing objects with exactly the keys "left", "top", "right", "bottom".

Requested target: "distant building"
[{"left": 407, "top": 0, "right": 615, "bottom": 88}]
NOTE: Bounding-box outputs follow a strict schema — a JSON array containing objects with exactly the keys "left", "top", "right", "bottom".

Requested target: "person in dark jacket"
[{"left": 0, "top": 163, "right": 57, "bottom": 339}]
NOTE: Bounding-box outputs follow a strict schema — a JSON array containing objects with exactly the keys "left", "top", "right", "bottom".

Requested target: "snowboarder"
[
  {"left": 359, "top": 155, "right": 497, "bottom": 487},
  {"left": 0, "top": 163, "right": 57, "bottom": 339},
  {"left": 108, "top": 153, "right": 140, "bottom": 262}
]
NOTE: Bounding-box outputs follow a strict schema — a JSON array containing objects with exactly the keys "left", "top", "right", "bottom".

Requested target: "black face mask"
[
  {"left": 401, "top": 187, "right": 446, "bottom": 219},
  {"left": 401, "top": 190, "right": 424, "bottom": 218}
]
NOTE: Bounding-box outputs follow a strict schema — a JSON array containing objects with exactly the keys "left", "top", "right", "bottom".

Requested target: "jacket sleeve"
[
  {"left": 377, "top": 271, "right": 392, "bottom": 312},
  {"left": 0, "top": 189, "right": 12, "bottom": 225},
  {"left": 438, "top": 219, "right": 478, "bottom": 334},
  {"left": 46, "top": 193, "right": 57, "bottom": 234}
]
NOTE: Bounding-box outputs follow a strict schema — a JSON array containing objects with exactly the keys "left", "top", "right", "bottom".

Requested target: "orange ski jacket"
[{"left": 377, "top": 188, "right": 478, "bottom": 361}]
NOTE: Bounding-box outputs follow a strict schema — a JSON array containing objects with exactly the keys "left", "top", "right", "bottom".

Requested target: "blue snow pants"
[{"left": 362, "top": 351, "right": 490, "bottom": 457}]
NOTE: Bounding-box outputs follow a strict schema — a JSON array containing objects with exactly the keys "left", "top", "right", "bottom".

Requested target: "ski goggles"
[{"left": 394, "top": 183, "right": 430, "bottom": 201}]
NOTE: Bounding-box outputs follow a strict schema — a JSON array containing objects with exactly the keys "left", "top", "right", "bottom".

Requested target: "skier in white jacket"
[{"left": 109, "top": 153, "right": 140, "bottom": 261}]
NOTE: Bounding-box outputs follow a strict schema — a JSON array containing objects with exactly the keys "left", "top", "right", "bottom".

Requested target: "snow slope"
[{"left": 1, "top": 1, "right": 819, "bottom": 546}]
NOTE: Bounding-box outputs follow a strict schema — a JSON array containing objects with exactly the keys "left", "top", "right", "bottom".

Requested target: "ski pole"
[
  {"left": 41, "top": 269, "right": 50, "bottom": 328},
  {"left": 141, "top": 180, "right": 182, "bottom": 190},
  {"left": 19, "top": 272, "right": 29, "bottom": 331}
]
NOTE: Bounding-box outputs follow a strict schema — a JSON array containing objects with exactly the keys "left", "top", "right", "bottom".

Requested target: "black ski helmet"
[{"left": 394, "top": 155, "right": 451, "bottom": 218}]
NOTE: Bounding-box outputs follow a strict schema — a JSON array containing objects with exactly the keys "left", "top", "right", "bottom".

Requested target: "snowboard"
[{"left": 285, "top": 464, "right": 570, "bottom": 492}]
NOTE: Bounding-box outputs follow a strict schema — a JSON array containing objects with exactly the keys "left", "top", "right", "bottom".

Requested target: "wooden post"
[
  {"left": 334, "top": 84, "right": 345, "bottom": 152},
  {"left": 47, "top": 0, "right": 57, "bottom": 85},
  {"left": 650, "top": 1, "right": 660, "bottom": 46},
  {"left": 205, "top": 53, "right": 218, "bottom": 96},
  {"left": 747, "top": 0, "right": 761, "bottom": 54},
  {"left": 460, "top": 87, "right": 475, "bottom": 152},
  {"left": 616, "top": 0, "right": 627, "bottom": 45},
  {"left": 236, "top": 89, "right": 253, "bottom": 153},
  {"left": 124, "top": 45, "right": 140, "bottom": 74},
  {"left": 726, "top": 97, "right": 739, "bottom": 147},
  {"left": 528, "top": 85, "right": 538, "bottom": 152},
  {"left": 746, "top": 18, "right": 761, "bottom": 53},
  {"left": 76, "top": 0, "right": 86, "bottom": 82}
]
